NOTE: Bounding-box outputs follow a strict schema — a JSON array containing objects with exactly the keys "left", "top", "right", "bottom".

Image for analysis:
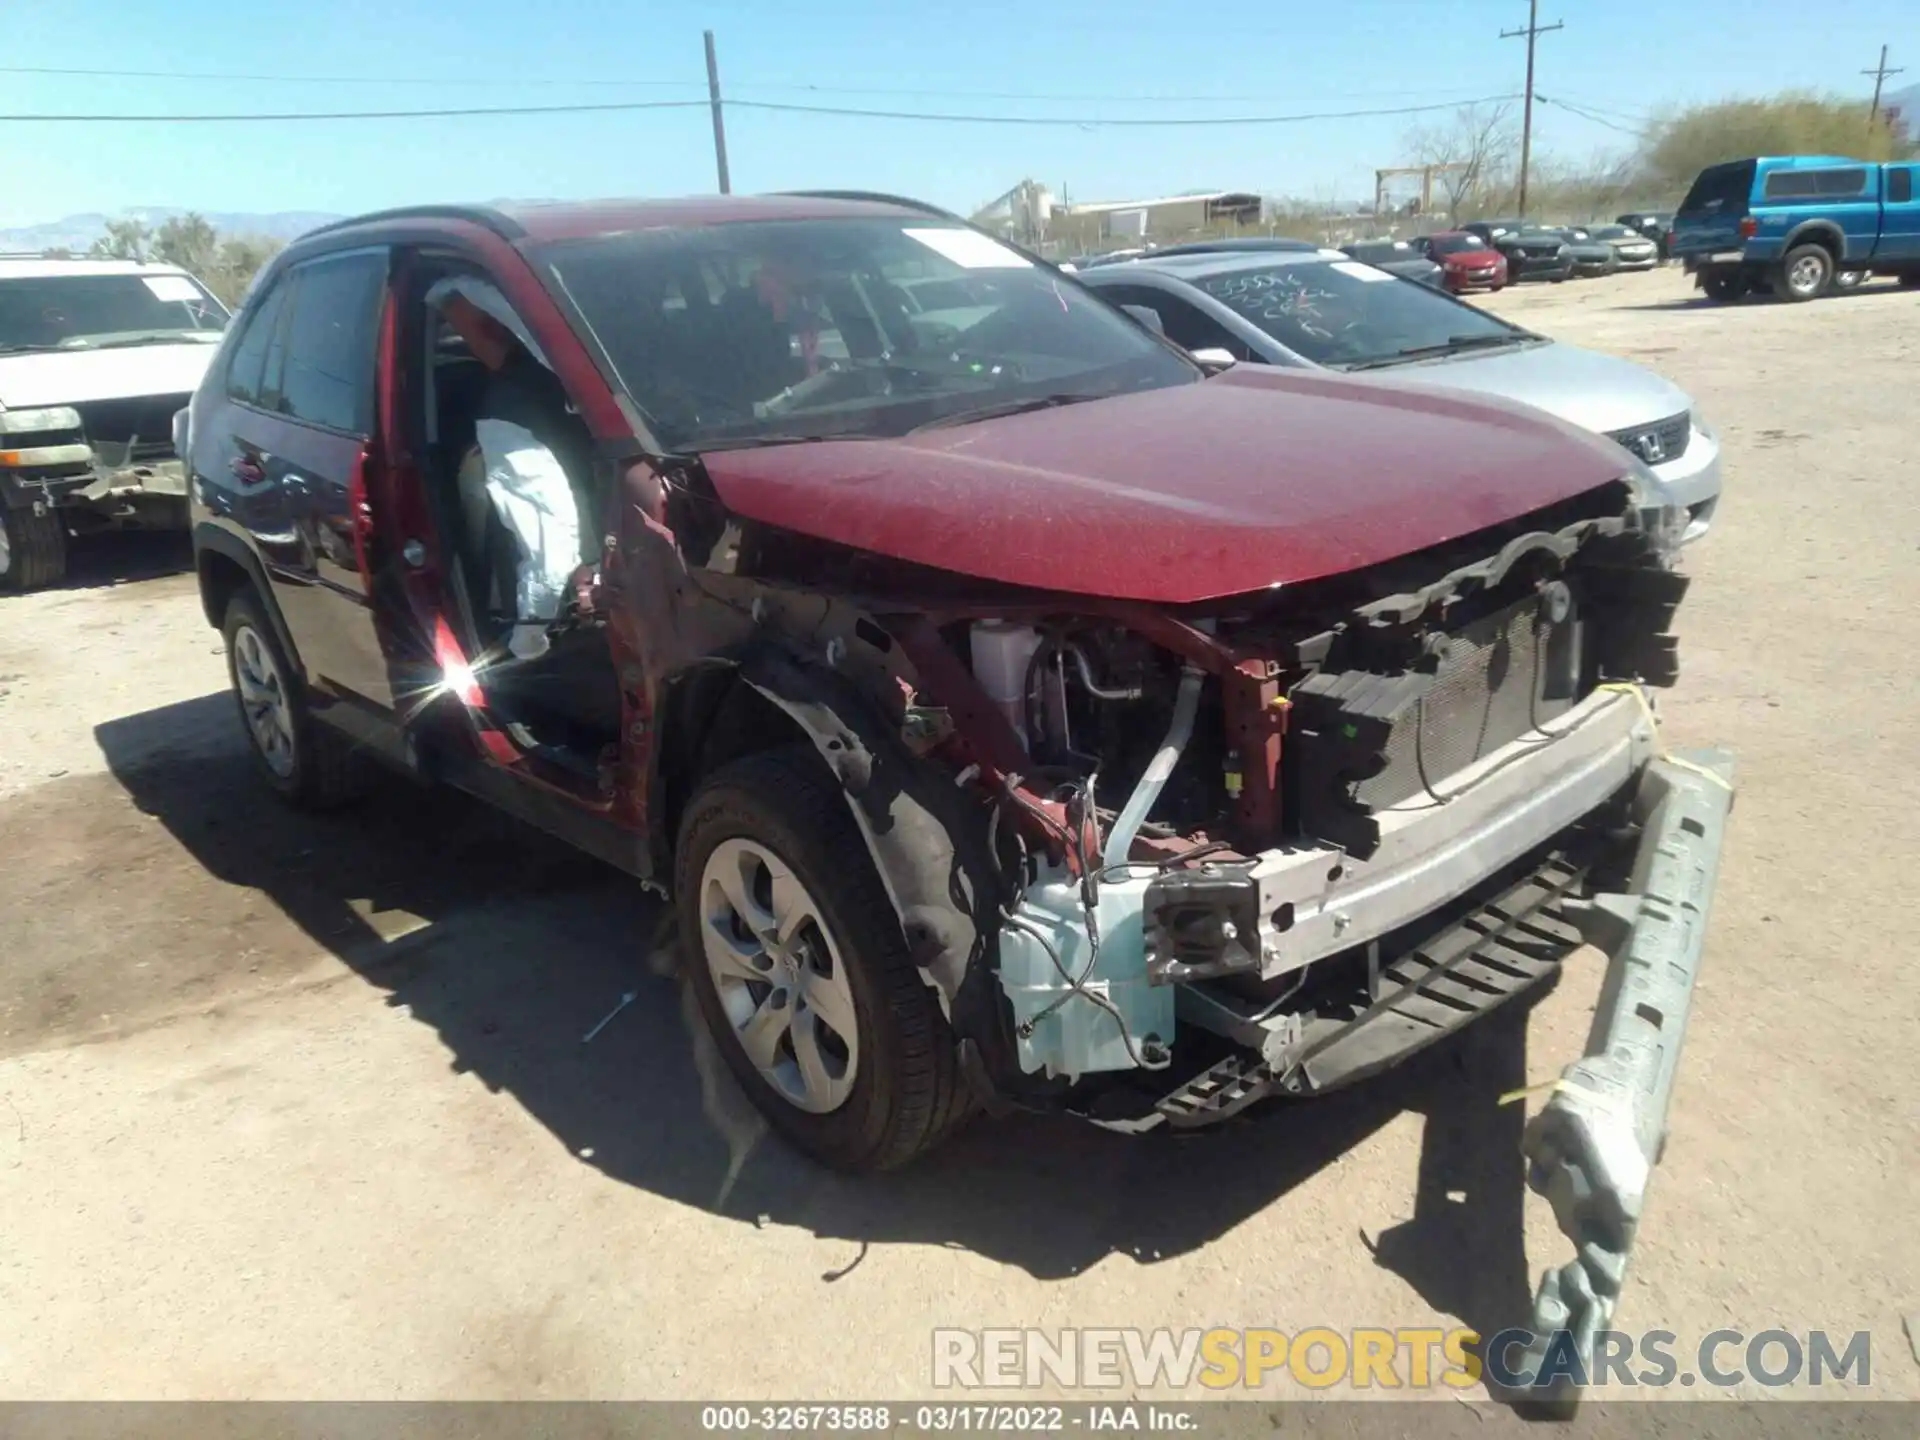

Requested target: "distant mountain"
[
  {"left": 0, "top": 208, "right": 345, "bottom": 255},
  {"left": 1883, "top": 81, "right": 1920, "bottom": 138}
]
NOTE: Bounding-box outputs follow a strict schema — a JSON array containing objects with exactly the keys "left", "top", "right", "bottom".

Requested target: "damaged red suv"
[{"left": 183, "top": 193, "right": 1730, "bottom": 1390}]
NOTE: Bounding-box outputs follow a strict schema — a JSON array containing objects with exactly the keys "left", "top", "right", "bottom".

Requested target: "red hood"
[{"left": 699, "top": 365, "right": 1629, "bottom": 604}]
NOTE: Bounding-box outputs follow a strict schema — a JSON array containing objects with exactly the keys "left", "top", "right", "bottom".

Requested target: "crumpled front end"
[
  {"left": 907, "top": 476, "right": 1732, "bottom": 1393},
  {"left": 0, "top": 393, "right": 193, "bottom": 529}
]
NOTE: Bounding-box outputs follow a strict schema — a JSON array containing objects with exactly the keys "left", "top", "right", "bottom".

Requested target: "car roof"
[
  {"left": 0, "top": 257, "right": 195, "bottom": 280},
  {"left": 1077, "top": 249, "right": 1342, "bottom": 283},
  {"left": 301, "top": 192, "right": 945, "bottom": 249}
]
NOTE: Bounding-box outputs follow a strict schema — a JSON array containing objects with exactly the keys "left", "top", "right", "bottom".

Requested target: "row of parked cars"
[{"left": 1070, "top": 214, "right": 1673, "bottom": 297}]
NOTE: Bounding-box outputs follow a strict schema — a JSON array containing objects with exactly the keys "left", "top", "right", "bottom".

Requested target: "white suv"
[{"left": 0, "top": 256, "right": 228, "bottom": 590}]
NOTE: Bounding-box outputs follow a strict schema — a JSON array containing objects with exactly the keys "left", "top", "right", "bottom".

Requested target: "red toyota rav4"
[{"left": 181, "top": 193, "right": 1730, "bottom": 1389}]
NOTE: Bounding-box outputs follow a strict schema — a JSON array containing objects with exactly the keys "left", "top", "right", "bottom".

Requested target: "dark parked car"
[
  {"left": 1463, "top": 222, "right": 1575, "bottom": 282},
  {"left": 179, "top": 194, "right": 1731, "bottom": 1394},
  {"left": 1413, "top": 231, "right": 1510, "bottom": 293},
  {"left": 1337, "top": 239, "right": 1444, "bottom": 288}
]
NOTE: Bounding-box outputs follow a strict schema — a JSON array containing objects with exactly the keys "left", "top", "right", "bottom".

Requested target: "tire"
[
  {"left": 1901, "top": 273, "right": 1920, "bottom": 289},
  {"left": 676, "top": 746, "right": 970, "bottom": 1172},
  {"left": 1778, "top": 243, "right": 1833, "bottom": 301},
  {"left": 0, "top": 504, "right": 68, "bottom": 592},
  {"left": 1700, "top": 270, "right": 1750, "bottom": 303},
  {"left": 221, "top": 588, "right": 369, "bottom": 808},
  {"left": 1833, "top": 269, "right": 1866, "bottom": 292}
]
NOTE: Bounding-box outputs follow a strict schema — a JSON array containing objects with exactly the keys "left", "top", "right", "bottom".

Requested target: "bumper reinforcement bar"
[{"left": 1509, "top": 747, "right": 1736, "bottom": 1398}]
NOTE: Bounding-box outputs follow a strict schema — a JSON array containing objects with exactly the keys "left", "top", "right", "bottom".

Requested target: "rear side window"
[
  {"left": 1761, "top": 167, "right": 1869, "bottom": 201},
  {"left": 1889, "top": 168, "right": 1914, "bottom": 204},
  {"left": 1679, "top": 161, "right": 1757, "bottom": 214},
  {"left": 276, "top": 250, "right": 387, "bottom": 435},
  {"left": 225, "top": 280, "right": 288, "bottom": 406}
]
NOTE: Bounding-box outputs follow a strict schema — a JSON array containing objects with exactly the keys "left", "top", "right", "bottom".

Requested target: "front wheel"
[
  {"left": 1778, "top": 244, "right": 1834, "bottom": 301},
  {"left": 676, "top": 747, "right": 970, "bottom": 1172},
  {"left": 0, "top": 504, "right": 68, "bottom": 592}
]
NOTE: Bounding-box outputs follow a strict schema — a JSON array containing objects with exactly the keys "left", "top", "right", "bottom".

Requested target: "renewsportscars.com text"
[{"left": 932, "top": 1326, "right": 1873, "bottom": 1392}]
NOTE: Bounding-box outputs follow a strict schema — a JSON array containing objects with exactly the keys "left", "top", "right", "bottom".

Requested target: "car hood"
[
  {"left": 698, "top": 365, "right": 1631, "bottom": 604},
  {"left": 1368, "top": 339, "right": 1692, "bottom": 437},
  {"left": 0, "top": 342, "right": 218, "bottom": 409}
]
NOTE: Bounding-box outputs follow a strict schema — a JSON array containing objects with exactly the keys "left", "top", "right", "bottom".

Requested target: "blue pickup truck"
[{"left": 1670, "top": 155, "right": 1920, "bottom": 302}]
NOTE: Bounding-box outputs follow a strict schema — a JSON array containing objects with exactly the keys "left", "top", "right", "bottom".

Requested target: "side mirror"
[
  {"left": 1188, "top": 347, "right": 1239, "bottom": 370},
  {"left": 1121, "top": 303, "right": 1165, "bottom": 336}
]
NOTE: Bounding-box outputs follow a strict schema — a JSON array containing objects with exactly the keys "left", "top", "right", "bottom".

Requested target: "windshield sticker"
[
  {"left": 1327, "top": 261, "right": 1397, "bottom": 283},
  {"left": 903, "top": 228, "right": 1033, "bottom": 270},
  {"left": 142, "top": 275, "right": 203, "bottom": 302}
]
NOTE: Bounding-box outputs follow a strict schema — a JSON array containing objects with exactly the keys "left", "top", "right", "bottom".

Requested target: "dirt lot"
[{"left": 1, "top": 267, "right": 1915, "bottom": 1402}]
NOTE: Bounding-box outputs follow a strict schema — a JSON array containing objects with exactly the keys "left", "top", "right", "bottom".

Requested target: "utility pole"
[
  {"left": 1501, "top": 0, "right": 1563, "bottom": 219},
  {"left": 1864, "top": 45, "right": 1904, "bottom": 129},
  {"left": 704, "top": 29, "right": 732, "bottom": 195}
]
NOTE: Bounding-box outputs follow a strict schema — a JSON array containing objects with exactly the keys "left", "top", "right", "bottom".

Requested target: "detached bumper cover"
[{"left": 1512, "top": 746, "right": 1736, "bottom": 1392}]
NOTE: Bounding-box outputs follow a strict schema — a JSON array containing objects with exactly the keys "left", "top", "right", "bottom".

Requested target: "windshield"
[
  {"left": 0, "top": 272, "right": 228, "bottom": 352},
  {"left": 1194, "top": 259, "right": 1524, "bottom": 368},
  {"left": 1593, "top": 226, "right": 1639, "bottom": 240},
  {"left": 1345, "top": 241, "right": 1413, "bottom": 263},
  {"left": 1430, "top": 234, "right": 1490, "bottom": 254},
  {"left": 540, "top": 218, "right": 1197, "bottom": 450}
]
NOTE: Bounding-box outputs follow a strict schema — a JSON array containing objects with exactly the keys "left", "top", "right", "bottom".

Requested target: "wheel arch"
[
  {"left": 1782, "top": 221, "right": 1847, "bottom": 263},
  {"left": 195, "top": 525, "right": 303, "bottom": 680},
  {"left": 648, "top": 646, "right": 1003, "bottom": 1040}
]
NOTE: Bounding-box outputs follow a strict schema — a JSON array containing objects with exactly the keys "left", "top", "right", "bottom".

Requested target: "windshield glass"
[
  {"left": 1194, "top": 259, "right": 1522, "bottom": 368},
  {"left": 1430, "top": 234, "right": 1490, "bottom": 254},
  {"left": 1345, "top": 241, "right": 1412, "bottom": 262},
  {"left": 0, "top": 272, "right": 227, "bottom": 352},
  {"left": 540, "top": 218, "right": 1197, "bottom": 450},
  {"left": 1593, "top": 225, "right": 1639, "bottom": 240}
]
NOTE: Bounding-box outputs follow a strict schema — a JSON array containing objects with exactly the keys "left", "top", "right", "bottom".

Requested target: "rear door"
[
  {"left": 227, "top": 247, "right": 395, "bottom": 710},
  {"left": 1875, "top": 164, "right": 1920, "bottom": 261}
]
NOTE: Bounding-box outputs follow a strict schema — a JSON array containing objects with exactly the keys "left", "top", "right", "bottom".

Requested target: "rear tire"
[
  {"left": 1834, "top": 269, "right": 1867, "bottom": 292},
  {"left": 0, "top": 504, "right": 68, "bottom": 592},
  {"left": 676, "top": 746, "right": 970, "bottom": 1172},
  {"left": 222, "top": 589, "right": 369, "bottom": 808},
  {"left": 1778, "top": 244, "right": 1833, "bottom": 301},
  {"left": 1700, "top": 270, "right": 1750, "bottom": 303},
  {"left": 1901, "top": 273, "right": 1920, "bottom": 289}
]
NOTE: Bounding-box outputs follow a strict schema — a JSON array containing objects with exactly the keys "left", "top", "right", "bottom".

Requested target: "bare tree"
[
  {"left": 152, "top": 212, "right": 220, "bottom": 277},
  {"left": 1405, "top": 102, "right": 1520, "bottom": 225}
]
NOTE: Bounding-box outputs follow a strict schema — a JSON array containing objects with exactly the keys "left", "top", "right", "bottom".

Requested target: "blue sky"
[{"left": 0, "top": 0, "right": 1910, "bottom": 226}]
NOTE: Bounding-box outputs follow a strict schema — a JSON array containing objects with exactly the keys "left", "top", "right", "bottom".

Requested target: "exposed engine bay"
[{"left": 926, "top": 477, "right": 1689, "bottom": 1101}]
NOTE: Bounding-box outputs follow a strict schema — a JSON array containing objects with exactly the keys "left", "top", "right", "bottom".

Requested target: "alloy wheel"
[
  {"left": 699, "top": 836, "right": 859, "bottom": 1114},
  {"left": 233, "top": 623, "right": 296, "bottom": 778}
]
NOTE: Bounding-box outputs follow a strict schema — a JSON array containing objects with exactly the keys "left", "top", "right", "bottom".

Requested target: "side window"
[
  {"left": 1153, "top": 296, "right": 1252, "bottom": 360},
  {"left": 224, "top": 280, "right": 288, "bottom": 406},
  {"left": 1763, "top": 167, "right": 1868, "bottom": 201},
  {"left": 275, "top": 250, "right": 387, "bottom": 435},
  {"left": 1889, "top": 167, "right": 1914, "bottom": 205}
]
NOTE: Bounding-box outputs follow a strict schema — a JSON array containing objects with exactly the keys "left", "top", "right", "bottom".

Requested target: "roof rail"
[
  {"left": 296, "top": 204, "right": 524, "bottom": 244},
  {"left": 775, "top": 189, "right": 959, "bottom": 220}
]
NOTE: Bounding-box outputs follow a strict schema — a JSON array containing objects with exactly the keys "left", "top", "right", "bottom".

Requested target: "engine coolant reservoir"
[
  {"left": 969, "top": 621, "right": 1043, "bottom": 748},
  {"left": 996, "top": 865, "right": 1176, "bottom": 1081}
]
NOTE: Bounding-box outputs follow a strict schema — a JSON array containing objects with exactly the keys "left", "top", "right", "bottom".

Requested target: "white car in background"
[
  {"left": 0, "top": 257, "right": 228, "bottom": 590},
  {"left": 1077, "top": 248, "right": 1723, "bottom": 544}
]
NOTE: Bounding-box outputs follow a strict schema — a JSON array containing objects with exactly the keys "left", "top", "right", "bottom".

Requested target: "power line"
[
  {"left": 0, "top": 93, "right": 1522, "bottom": 127},
  {"left": 1500, "top": 0, "right": 1564, "bottom": 219},
  {"left": 0, "top": 61, "right": 1509, "bottom": 109},
  {"left": 1536, "top": 95, "right": 1649, "bottom": 138}
]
